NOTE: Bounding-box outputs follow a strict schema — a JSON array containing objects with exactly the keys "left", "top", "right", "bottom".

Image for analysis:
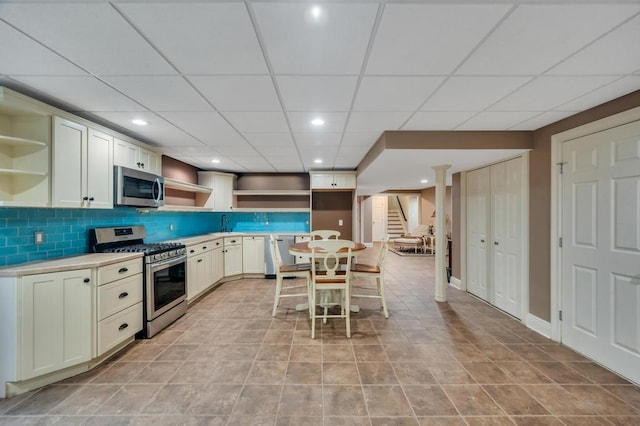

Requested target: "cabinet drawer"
[
  {"left": 186, "top": 240, "right": 218, "bottom": 257},
  {"left": 98, "top": 259, "right": 143, "bottom": 285},
  {"left": 224, "top": 237, "right": 242, "bottom": 247},
  {"left": 97, "top": 302, "right": 142, "bottom": 355},
  {"left": 97, "top": 274, "right": 143, "bottom": 321}
]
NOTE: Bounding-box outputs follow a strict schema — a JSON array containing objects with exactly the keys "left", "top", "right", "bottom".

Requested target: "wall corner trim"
[
  {"left": 449, "top": 277, "right": 461, "bottom": 290},
  {"left": 526, "top": 314, "right": 552, "bottom": 339}
]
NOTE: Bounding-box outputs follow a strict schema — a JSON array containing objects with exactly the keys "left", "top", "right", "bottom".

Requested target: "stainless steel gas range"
[{"left": 90, "top": 226, "right": 187, "bottom": 338}]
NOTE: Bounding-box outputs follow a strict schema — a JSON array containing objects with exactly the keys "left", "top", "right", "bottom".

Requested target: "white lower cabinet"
[
  {"left": 20, "top": 270, "right": 93, "bottom": 381},
  {"left": 186, "top": 238, "right": 225, "bottom": 301},
  {"left": 96, "top": 259, "right": 143, "bottom": 356},
  {"left": 242, "top": 236, "right": 264, "bottom": 274},
  {"left": 224, "top": 237, "right": 243, "bottom": 277},
  {"left": 212, "top": 246, "right": 224, "bottom": 284}
]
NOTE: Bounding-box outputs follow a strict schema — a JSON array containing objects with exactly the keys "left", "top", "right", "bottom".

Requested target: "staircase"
[{"left": 387, "top": 210, "right": 405, "bottom": 240}]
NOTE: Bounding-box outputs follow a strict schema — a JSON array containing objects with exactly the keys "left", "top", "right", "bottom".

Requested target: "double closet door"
[{"left": 467, "top": 156, "right": 527, "bottom": 319}]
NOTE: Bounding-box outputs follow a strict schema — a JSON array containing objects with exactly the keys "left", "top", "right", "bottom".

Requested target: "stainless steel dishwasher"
[{"left": 264, "top": 235, "right": 295, "bottom": 278}]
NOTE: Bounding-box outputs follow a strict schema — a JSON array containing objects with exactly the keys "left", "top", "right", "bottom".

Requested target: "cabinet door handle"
[
  {"left": 83, "top": 196, "right": 89, "bottom": 201},
  {"left": 118, "top": 292, "right": 129, "bottom": 299},
  {"left": 118, "top": 267, "right": 128, "bottom": 273},
  {"left": 118, "top": 323, "right": 129, "bottom": 331},
  {"left": 136, "top": 162, "right": 141, "bottom": 167},
  {"left": 494, "top": 241, "right": 499, "bottom": 245},
  {"left": 480, "top": 239, "right": 485, "bottom": 243},
  {"left": 89, "top": 197, "right": 94, "bottom": 201},
  {"left": 83, "top": 278, "right": 90, "bottom": 283},
  {"left": 140, "top": 162, "right": 144, "bottom": 168}
]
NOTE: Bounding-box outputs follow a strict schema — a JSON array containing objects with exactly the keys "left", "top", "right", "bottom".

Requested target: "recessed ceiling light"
[
  {"left": 131, "top": 119, "right": 147, "bottom": 126},
  {"left": 211, "top": 159, "right": 220, "bottom": 164},
  {"left": 420, "top": 179, "right": 428, "bottom": 183},
  {"left": 311, "top": 6, "right": 322, "bottom": 19},
  {"left": 314, "top": 159, "right": 323, "bottom": 164},
  {"left": 311, "top": 118, "right": 325, "bottom": 126}
]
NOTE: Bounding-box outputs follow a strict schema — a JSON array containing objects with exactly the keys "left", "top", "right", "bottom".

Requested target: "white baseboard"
[
  {"left": 526, "top": 314, "right": 552, "bottom": 338},
  {"left": 449, "top": 276, "right": 461, "bottom": 290}
]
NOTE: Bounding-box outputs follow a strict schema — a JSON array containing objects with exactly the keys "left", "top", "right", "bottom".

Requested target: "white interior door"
[
  {"left": 466, "top": 166, "right": 490, "bottom": 300},
  {"left": 372, "top": 196, "right": 387, "bottom": 241},
  {"left": 561, "top": 120, "right": 640, "bottom": 384}
]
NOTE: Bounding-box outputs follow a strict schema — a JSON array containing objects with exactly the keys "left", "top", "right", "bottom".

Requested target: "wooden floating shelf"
[
  {"left": 164, "top": 177, "right": 212, "bottom": 193},
  {"left": 157, "top": 205, "right": 214, "bottom": 212},
  {"left": 231, "top": 208, "right": 310, "bottom": 213},
  {"left": 233, "top": 190, "right": 310, "bottom": 196}
]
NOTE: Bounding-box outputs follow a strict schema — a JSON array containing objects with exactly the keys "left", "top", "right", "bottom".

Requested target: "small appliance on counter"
[{"left": 90, "top": 226, "right": 186, "bottom": 338}]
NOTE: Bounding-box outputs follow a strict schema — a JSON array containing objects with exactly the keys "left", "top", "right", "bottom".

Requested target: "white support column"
[{"left": 433, "top": 164, "right": 451, "bottom": 302}]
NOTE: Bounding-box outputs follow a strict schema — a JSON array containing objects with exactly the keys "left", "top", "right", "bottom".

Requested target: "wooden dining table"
[{"left": 288, "top": 240, "right": 367, "bottom": 313}]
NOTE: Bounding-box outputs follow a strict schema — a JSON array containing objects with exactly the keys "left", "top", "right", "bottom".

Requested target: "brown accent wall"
[
  {"left": 419, "top": 186, "right": 452, "bottom": 232},
  {"left": 235, "top": 173, "right": 309, "bottom": 190},
  {"left": 528, "top": 89, "right": 640, "bottom": 321},
  {"left": 162, "top": 156, "right": 201, "bottom": 206},
  {"left": 312, "top": 191, "right": 353, "bottom": 241}
]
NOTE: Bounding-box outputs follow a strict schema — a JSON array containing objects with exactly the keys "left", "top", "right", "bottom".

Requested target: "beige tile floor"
[{"left": 1, "top": 246, "right": 639, "bottom": 425}]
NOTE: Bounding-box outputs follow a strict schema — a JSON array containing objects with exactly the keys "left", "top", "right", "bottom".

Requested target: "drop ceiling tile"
[
  {"left": 162, "top": 146, "right": 221, "bottom": 158},
  {"left": 93, "top": 111, "right": 199, "bottom": 146},
  {"left": 10, "top": 76, "right": 144, "bottom": 112},
  {"left": 346, "top": 112, "right": 411, "bottom": 133},
  {"left": 366, "top": 3, "right": 511, "bottom": 75},
  {"left": 118, "top": 2, "right": 267, "bottom": 74},
  {"left": 189, "top": 76, "right": 281, "bottom": 112},
  {"left": 0, "top": 3, "right": 175, "bottom": 75},
  {"left": 277, "top": 76, "right": 358, "bottom": 111},
  {"left": 422, "top": 77, "right": 531, "bottom": 111},
  {"left": 490, "top": 76, "right": 619, "bottom": 111},
  {"left": 456, "top": 111, "right": 541, "bottom": 130},
  {"left": 288, "top": 112, "right": 346, "bottom": 133},
  {"left": 509, "top": 111, "right": 574, "bottom": 130},
  {"left": 353, "top": 77, "right": 444, "bottom": 111},
  {"left": 402, "top": 112, "right": 477, "bottom": 130},
  {"left": 0, "top": 22, "right": 86, "bottom": 76},
  {"left": 556, "top": 76, "right": 640, "bottom": 111},
  {"left": 294, "top": 133, "right": 342, "bottom": 148},
  {"left": 550, "top": 14, "right": 640, "bottom": 75},
  {"left": 252, "top": 2, "right": 377, "bottom": 74},
  {"left": 338, "top": 144, "right": 371, "bottom": 159},
  {"left": 244, "top": 133, "right": 295, "bottom": 148},
  {"left": 299, "top": 144, "right": 339, "bottom": 158},
  {"left": 458, "top": 4, "right": 640, "bottom": 75},
  {"left": 103, "top": 76, "right": 212, "bottom": 112},
  {"left": 158, "top": 111, "right": 246, "bottom": 145},
  {"left": 341, "top": 132, "right": 381, "bottom": 147},
  {"left": 211, "top": 144, "right": 258, "bottom": 157},
  {"left": 225, "top": 112, "right": 288, "bottom": 133}
]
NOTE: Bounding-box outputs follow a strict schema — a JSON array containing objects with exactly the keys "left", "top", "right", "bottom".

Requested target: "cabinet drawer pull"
[
  {"left": 118, "top": 292, "right": 129, "bottom": 299},
  {"left": 216, "top": 242, "right": 220, "bottom": 246},
  {"left": 119, "top": 323, "right": 129, "bottom": 331},
  {"left": 480, "top": 239, "right": 485, "bottom": 243},
  {"left": 190, "top": 249, "right": 195, "bottom": 253},
  {"left": 230, "top": 239, "right": 236, "bottom": 243},
  {"left": 83, "top": 278, "right": 90, "bottom": 283},
  {"left": 197, "top": 259, "right": 203, "bottom": 263},
  {"left": 203, "top": 246, "right": 207, "bottom": 249},
  {"left": 118, "top": 267, "right": 128, "bottom": 273}
]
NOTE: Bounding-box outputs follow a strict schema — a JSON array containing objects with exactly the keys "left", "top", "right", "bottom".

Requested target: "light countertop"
[
  {"left": 0, "top": 253, "right": 143, "bottom": 277},
  {"left": 173, "top": 231, "right": 309, "bottom": 246}
]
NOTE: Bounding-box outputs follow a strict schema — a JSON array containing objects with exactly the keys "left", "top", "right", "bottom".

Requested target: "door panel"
[{"left": 561, "top": 119, "right": 640, "bottom": 384}]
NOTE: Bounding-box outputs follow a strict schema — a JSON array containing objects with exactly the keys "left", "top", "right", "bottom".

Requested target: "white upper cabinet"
[
  {"left": 310, "top": 172, "right": 356, "bottom": 189},
  {"left": 52, "top": 117, "right": 113, "bottom": 208},
  {"left": 0, "top": 87, "right": 51, "bottom": 207},
  {"left": 198, "top": 171, "right": 236, "bottom": 212},
  {"left": 114, "top": 138, "right": 161, "bottom": 175}
]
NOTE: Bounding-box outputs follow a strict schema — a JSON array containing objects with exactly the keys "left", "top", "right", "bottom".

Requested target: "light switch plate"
[
  {"left": 338, "top": 219, "right": 343, "bottom": 226},
  {"left": 34, "top": 231, "right": 44, "bottom": 245}
]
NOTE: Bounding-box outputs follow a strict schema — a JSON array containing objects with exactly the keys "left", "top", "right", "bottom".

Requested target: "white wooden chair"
[
  {"left": 270, "top": 234, "right": 311, "bottom": 317},
  {"left": 310, "top": 230, "right": 341, "bottom": 240},
  {"left": 351, "top": 235, "right": 390, "bottom": 318},
  {"left": 309, "top": 239, "right": 355, "bottom": 338}
]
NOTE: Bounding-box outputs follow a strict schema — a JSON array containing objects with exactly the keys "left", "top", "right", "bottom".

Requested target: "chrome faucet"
[{"left": 220, "top": 214, "right": 229, "bottom": 232}]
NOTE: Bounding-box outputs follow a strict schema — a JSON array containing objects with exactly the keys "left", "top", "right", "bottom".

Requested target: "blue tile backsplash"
[{"left": 0, "top": 208, "right": 309, "bottom": 267}]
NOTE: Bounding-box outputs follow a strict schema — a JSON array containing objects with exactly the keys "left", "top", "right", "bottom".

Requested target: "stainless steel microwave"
[{"left": 114, "top": 166, "right": 164, "bottom": 208}]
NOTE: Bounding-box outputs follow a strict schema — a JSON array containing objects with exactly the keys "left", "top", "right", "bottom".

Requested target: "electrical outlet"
[
  {"left": 338, "top": 219, "right": 343, "bottom": 226},
  {"left": 34, "top": 231, "right": 44, "bottom": 245},
  {"left": 170, "top": 224, "right": 174, "bottom": 231}
]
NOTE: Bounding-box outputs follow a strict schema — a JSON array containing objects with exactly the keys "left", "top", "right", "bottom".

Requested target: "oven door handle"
[{"left": 149, "top": 254, "right": 187, "bottom": 272}]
